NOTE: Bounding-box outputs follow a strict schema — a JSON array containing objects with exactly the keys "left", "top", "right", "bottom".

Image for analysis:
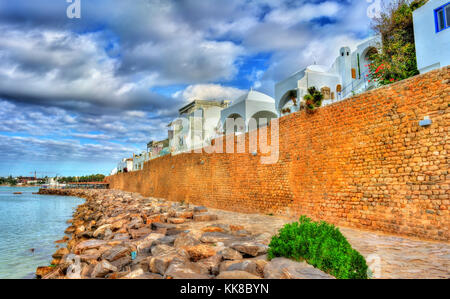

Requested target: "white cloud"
[{"left": 173, "top": 84, "right": 246, "bottom": 103}]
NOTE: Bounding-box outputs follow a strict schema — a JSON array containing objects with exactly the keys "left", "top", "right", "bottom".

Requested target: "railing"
[{"left": 339, "top": 70, "right": 372, "bottom": 100}]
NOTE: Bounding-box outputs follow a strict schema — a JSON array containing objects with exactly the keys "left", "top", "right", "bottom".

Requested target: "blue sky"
[{"left": 0, "top": 0, "right": 380, "bottom": 176}]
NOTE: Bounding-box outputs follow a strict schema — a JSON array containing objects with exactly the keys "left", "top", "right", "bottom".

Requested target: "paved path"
[{"left": 181, "top": 205, "right": 450, "bottom": 279}]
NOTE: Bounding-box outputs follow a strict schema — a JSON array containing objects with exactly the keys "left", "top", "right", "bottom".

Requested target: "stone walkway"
[{"left": 192, "top": 206, "right": 450, "bottom": 279}]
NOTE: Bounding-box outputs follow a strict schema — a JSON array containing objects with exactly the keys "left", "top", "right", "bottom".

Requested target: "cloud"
[
  {"left": 173, "top": 84, "right": 246, "bottom": 103},
  {"left": 0, "top": 0, "right": 377, "bottom": 175}
]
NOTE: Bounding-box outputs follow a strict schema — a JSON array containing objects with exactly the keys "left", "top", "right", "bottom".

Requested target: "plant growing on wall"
[
  {"left": 368, "top": 0, "right": 428, "bottom": 86},
  {"left": 303, "top": 87, "right": 324, "bottom": 113},
  {"left": 268, "top": 216, "right": 369, "bottom": 279}
]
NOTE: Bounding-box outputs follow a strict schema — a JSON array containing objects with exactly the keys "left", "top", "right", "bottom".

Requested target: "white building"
[
  {"left": 275, "top": 36, "right": 380, "bottom": 115},
  {"left": 168, "top": 100, "right": 229, "bottom": 154},
  {"left": 219, "top": 90, "right": 278, "bottom": 133},
  {"left": 110, "top": 167, "right": 118, "bottom": 176},
  {"left": 132, "top": 151, "right": 150, "bottom": 171},
  {"left": 117, "top": 157, "right": 133, "bottom": 173},
  {"left": 413, "top": 0, "right": 450, "bottom": 73}
]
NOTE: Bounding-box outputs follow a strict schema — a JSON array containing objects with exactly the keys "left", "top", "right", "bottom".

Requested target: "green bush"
[{"left": 268, "top": 216, "right": 368, "bottom": 279}]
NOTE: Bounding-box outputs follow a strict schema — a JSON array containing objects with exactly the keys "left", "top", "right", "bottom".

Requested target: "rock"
[
  {"left": 64, "top": 226, "right": 76, "bottom": 234},
  {"left": 196, "top": 254, "right": 223, "bottom": 275},
  {"left": 149, "top": 250, "right": 188, "bottom": 275},
  {"left": 121, "top": 268, "right": 144, "bottom": 279},
  {"left": 133, "top": 233, "right": 165, "bottom": 254},
  {"left": 225, "top": 260, "right": 260, "bottom": 277},
  {"left": 151, "top": 222, "right": 176, "bottom": 230},
  {"left": 193, "top": 206, "right": 208, "bottom": 214},
  {"left": 52, "top": 247, "right": 69, "bottom": 259},
  {"left": 229, "top": 225, "right": 244, "bottom": 231},
  {"left": 74, "top": 240, "right": 107, "bottom": 253},
  {"left": 93, "top": 224, "right": 112, "bottom": 238},
  {"left": 153, "top": 235, "right": 176, "bottom": 246},
  {"left": 101, "top": 246, "right": 131, "bottom": 262},
  {"left": 165, "top": 260, "right": 210, "bottom": 279},
  {"left": 129, "top": 273, "right": 164, "bottom": 279},
  {"left": 174, "top": 234, "right": 201, "bottom": 248},
  {"left": 184, "top": 244, "right": 216, "bottom": 262},
  {"left": 168, "top": 218, "right": 185, "bottom": 224},
  {"left": 81, "top": 263, "right": 96, "bottom": 278},
  {"left": 36, "top": 266, "right": 54, "bottom": 278},
  {"left": 193, "top": 213, "right": 218, "bottom": 222},
  {"left": 217, "top": 247, "right": 243, "bottom": 260},
  {"left": 91, "top": 260, "right": 118, "bottom": 278},
  {"left": 176, "top": 211, "right": 193, "bottom": 219},
  {"left": 112, "top": 233, "right": 130, "bottom": 240},
  {"left": 66, "top": 262, "right": 82, "bottom": 279},
  {"left": 151, "top": 244, "right": 175, "bottom": 257},
  {"left": 200, "top": 232, "right": 236, "bottom": 243},
  {"left": 202, "top": 226, "right": 225, "bottom": 233},
  {"left": 232, "top": 230, "right": 252, "bottom": 237},
  {"left": 130, "top": 227, "right": 152, "bottom": 239},
  {"left": 231, "top": 241, "right": 268, "bottom": 257},
  {"left": 263, "top": 257, "right": 334, "bottom": 279},
  {"left": 216, "top": 270, "right": 261, "bottom": 279}
]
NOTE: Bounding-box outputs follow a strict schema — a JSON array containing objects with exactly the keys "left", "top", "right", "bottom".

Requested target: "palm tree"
[{"left": 303, "top": 87, "right": 324, "bottom": 112}]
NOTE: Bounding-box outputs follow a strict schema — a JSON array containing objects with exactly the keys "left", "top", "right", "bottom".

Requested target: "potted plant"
[{"left": 303, "top": 87, "right": 324, "bottom": 113}]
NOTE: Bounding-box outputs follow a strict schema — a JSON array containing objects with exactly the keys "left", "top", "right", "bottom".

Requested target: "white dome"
[
  {"left": 231, "top": 90, "right": 275, "bottom": 106},
  {"left": 306, "top": 64, "right": 329, "bottom": 73}
]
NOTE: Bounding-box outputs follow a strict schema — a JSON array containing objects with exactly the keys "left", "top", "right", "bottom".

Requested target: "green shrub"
[{"left": 268, "top": 216, "right": 368, "bottom": 279}]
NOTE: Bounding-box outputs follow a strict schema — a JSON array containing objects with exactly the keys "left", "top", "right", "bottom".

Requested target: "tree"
[
  {"left": 303, "top": 87, "right": 324, "bottom": 113},
  {"left": 368, "top": 0, "right": 428, "bottom": 85}
]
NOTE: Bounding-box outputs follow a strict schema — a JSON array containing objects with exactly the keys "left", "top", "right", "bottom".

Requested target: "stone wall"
[{"left": 106, "top": 67, "right": 449, "bottom": 241}]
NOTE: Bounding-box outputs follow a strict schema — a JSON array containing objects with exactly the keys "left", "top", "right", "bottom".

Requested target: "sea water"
[{"left": 0, "top": 186, "right": 83, "bottom": 278}]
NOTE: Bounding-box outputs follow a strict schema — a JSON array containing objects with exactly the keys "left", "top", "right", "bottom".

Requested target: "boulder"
[
  {"left": 52, "top": 247, "right": 69, "bottom": 259},
  {"left": 91, "top": 260, "right": 118, "bottom": 278},
  {"left": 36, "top": 266, "right": 54, "bottom": 278},
  {"left": 263, "top": 257, "right": 334, "bottom": 279},
  {"left": 101, "top": 246, "right": 131, "bottom": 262},
  {"left": 231, "top": 241, "right": 268, "bottom": 257},
  {"left": 193, "top": 206, "right": 208, "bottom": 214},
  {"left": 151, "top": 244, "right": 175, "bottom": 257},
  {"left": 133, "top": 233, "right": 165, "bottom": 254},
  {"left": 193, "top": 213, "right": 218, "bottom": 222},
  {"left": 130, "top": 227, "right": 152, "bottom": 239},
  {"left": 165, "top": 260, "right": 210, "bottom": 279},
  {"left": 149, "top": 251, "right": 188, "bottom": 275},
  {"left": 152, "top": 235, "right": 176, "bottom": 246},
  {"left": 175, "top": 211, "right": 193, "bottom": 219},
  {"left": 184, "top": 244, "right": 216, "bottom": 262},
  {"left": 74, "top": 239, "right": 108, "bottom": 253},
  {"left": 168, "top": 218, "right": 185, "bottom": 224},
  {"left": 225, "top": 260, "right": 261, "bottom": 277},
  {"left": 200, "top": 232, "right": 236, "bottom": 243},
  {"left": 196, "top": 254, "right": 223, "bottom": 276},
  {"left": 174, "top": 234, "right": 200, "bottom": 248},
  {"left": 93, "top": 224, "right": 112, "bottom": 238},
  {"left": 216, "top": 270, "right": 261, "bottom": 279},
  {"left": 217, "top": 247, "right": 243, "bottom": 260}
]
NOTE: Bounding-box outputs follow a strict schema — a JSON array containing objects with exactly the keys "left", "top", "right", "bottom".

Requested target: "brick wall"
[{"left": 106, "top": 67, "right": 449, "bottom": 241}]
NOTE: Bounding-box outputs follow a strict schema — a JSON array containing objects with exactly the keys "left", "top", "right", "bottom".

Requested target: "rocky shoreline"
[{"left": 35, "top": 188, "right": 332, "bottom": 279}]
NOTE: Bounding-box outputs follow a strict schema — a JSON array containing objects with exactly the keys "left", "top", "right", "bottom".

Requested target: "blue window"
[{"left": 435, "top": 2, "right": 450, "bottom": 32}]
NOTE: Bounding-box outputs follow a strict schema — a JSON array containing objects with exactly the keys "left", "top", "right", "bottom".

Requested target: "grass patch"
[{"left": 268, "top": 216, "right": 368, "bottom": 279}]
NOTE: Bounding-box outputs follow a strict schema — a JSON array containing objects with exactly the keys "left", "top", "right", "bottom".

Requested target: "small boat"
[{"left": 13, "top": 192, "right": 22, "bottom": 195}]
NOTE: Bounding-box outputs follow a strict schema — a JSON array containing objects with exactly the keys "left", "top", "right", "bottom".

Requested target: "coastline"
[
  {"left": 35, "top": 188, "right": 298, "bottom": 279},
  {"left": 36, "top": 188, "right": 450, "bottom": 279}
]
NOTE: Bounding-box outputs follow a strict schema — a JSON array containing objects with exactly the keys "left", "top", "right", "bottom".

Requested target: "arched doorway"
[
  {"left": 223, "top": 113, "right": 245, "bottom": 134},
  {"left": 249, "top": 110, "right": 278, "bottom": 130},
  {"left": 278, "top": 90, "right": 298, "bottom": 115}
]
